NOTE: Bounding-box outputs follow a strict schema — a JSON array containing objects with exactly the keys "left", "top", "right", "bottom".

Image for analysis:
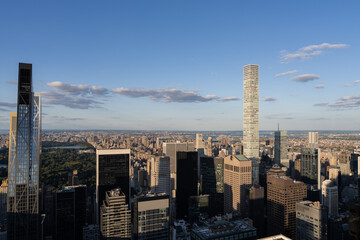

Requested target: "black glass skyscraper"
[
  {"left": 7, "top": 63, "right": 41, "bottom": 240},
  {"left": 96, "top": 149, "right": 130, "bottom": 224},
  {"left": 176, "top": 151, "right": 198, "bottom": 220}
]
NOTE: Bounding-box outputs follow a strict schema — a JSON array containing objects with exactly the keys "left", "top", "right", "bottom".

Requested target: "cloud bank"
[{"left": 291, "top": 74, "right": 320, "bottom": 82}]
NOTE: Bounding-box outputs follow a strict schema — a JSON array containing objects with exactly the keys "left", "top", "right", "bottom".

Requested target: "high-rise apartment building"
[
  {"left": 199, "top": 156, "right": 224, "bottom": 216},
  {"left": 321, "top": 180, "right": 338, "bottom": 217},
  {"left": 243, "top": 64, "right": 259, "bottom": 160},
  {"left": 176, "top": 151, "right": 198, "bottom": 220},
  {"left": 224, "top": 155, "right": 252, "bottom": 216},
  {"left": 100, "top": 189, "right": 131, "bottom": 239},
  {"left": 308, "top": 132, "right": 319, "bottom": 148},
  {"left": 7, "top": 63, "right": 41, "bottom": 240},
  {"left": 133, "top": 194, "right": 170, "bottom": 240},
  {"left": 267, "top": 176, "right": 307, "bottom": 239},
  {"left": 296, "top": 201, "right": 328, "bottom": 240},
  {"left": 96, "top": 149, "right": 130, "bottom": 224},
  {"left": 274, "top": 130, "right": 288, "bottom": 166},
  {"left": 149, "top": 156, "right": 170, "bottom": 195},
  {"left": 55, "top": 185, "right": 87, "bottom": 240},
  {"left": 301, "top": 148, "right": 321, "bottom": 189},
  {"left": 195, "top": 133, "right": 205, "bottom": 150}
]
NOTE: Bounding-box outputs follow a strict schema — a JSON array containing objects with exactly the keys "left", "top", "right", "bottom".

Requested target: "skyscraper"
[
  {"left": 100, "top": 189, "right": 131, "bottom": 239},
  {"left": 133, "top": 194, "right": 170, "bottom": 239},
  {"left": 224, "top": 155, "right": 252, "bottom": 216},
  {"left": 274, "top": 130, "right": 288, "bottom": 166},
  {"left": 321, "top": 179, "right": 338, "bottom": 217},
  {"left": 301, "top": 148, "right": 321, "bottom": 189},
  {"left": 96, "top": 149, "right": 130, "bottom": 224},
  {"left": 243, "top": 64, "right": 259, "bottom": 160},
  {"left": 195, "top": 133, "right": 205, "bottom": 150},
  {"left": 296, "top": 201, "right": 328, "bottom": 240},
  {"left": 7, "top": 63, "right": 41, "bottom": 240},
  {"left": 149, "top": 156, "right": 170, "bottom": 195},
  {"left": 267, "top": 176, "right": 307, "bottom": 239},
  {"left": 249, "top": 184, "right": 265, "bottom": 237},
  {"left": 176, "top": 151, "right": 198, "bottom": 220},
  {"left": 308, "top": 132, "right": 319, "bottom": 148}
]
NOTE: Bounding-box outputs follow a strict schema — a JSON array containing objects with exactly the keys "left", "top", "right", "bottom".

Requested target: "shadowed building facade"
[
  {"left": 267, "top": 176, "right": 307, "bottom": 239},
  {"left": 7, "top": 63, "right": 41, "bottom": 240}
]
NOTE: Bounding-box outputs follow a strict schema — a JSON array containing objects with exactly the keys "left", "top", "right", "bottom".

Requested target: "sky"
[{"left": 0, "top": 1, "right": 359, "bottom": 131}]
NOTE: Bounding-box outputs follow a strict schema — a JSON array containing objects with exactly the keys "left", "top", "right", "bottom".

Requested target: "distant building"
[
  {"left": 96, "top": 149, "right": 130, "bottom": 224},
  {"left": 267, "top": 176, "right": 307, "bottom": 239},
  {"left": 68, "top": 170, "right": 79, "bottom": 186},
  {"left": 243, "top": 64, "right": 259, "bottom": 160},
  {"left": 199, "top": 156, "right": 224, "bottom": 216},
  {"left": 100, "top": 189, "right": 131, "bottom": 239},
  {"left": 224, "top": 155, "right": 252, "bottom": 216},
  {"left": 349, "top": 202, "right": 360, "bottom": 240},
  {"left": 296, "top": 201, "right": 327, "bottom": 240},
  {"left": 133, "top": 194, "right": 170, "bottom": 240},
  {"left": 301, "top": 148, "right": 321, "bottom": 189},
  {"left": 82, "top": 224, "right": 100, "bottom": 240},
  {"left": 274, "top": 130, "right": 288, "bottom": 166},
  {"left": 350, "top": 153, "right": 360, "bottom": 174},
  {"left": 190, "top": 218, "right": 257, "bottom": 240},
  {"left": 308, "top": 132, "right": 319, "bottom": 148},
  {"left": 55, "top": 185, "right": 87, "bottom": 240},
  {"left": 163, "top": 142, "right": 195, "bottom": 174},
  {"left": 322, "top": 180, "right": 338, "bottom": 217},
  {"left": 249, "top": 184, "right": 265, "bottom": 237},
  {"left": 196, "top": 133, "right": 205, "bottom": 150},
  {"left": 149, "top": 156, "right": 170, "bottom": 195},
  {"left": 176, "top": 151, "right": 198, "bottom": 220}
]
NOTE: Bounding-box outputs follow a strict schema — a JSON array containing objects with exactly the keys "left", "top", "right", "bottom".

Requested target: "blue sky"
[{"left": 0, "top": 1, "right": 359, "bottom": 131}]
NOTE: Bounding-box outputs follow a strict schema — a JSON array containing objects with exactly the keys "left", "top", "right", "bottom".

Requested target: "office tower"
[
  {"left": 322, "top": 180, "right": 338, "bottom": 217},
  {"left": 100, "top": 189, "right": 131, "bottom": 239},
  {"left": 294, "top": 158, "right": 301, "bottom": 180},
  {"left": 308, "top": 132, "right": 319, "bottom": 148},
  {"left": 224, "top": 155, "right": 252, "bottom": 216},
  {"left": 296, "top": 201, "right": 328, "bottom": 240},
  {"left": 163, "top": 142, "right": 195, "bottom": 174},
  {"left": 251, "top": 159, "right": 259, "bottom": 185},
  {"left": 301, "top": 148, "right": 321, "bottom": 189},
  {"left": 68, "top": 170, "right": 79, "bottom": 186},
  {"left": 133, "top": 194, "right": 170, "bottom": 239},
  {"left": 199, "top": 156, "right": 224, "bottom": 216},
  {"left": 243, "top": 64, "right": 259, "bottom": 160},
  {"left": 7, "top": 63, "right": 41, "bottom": 240},
  {"left": 249, "top": 184, "right": 265, "bottom": 236},
  {"left": 328, "top": 215, "right": 349, "bottom": 240},
  {"left": 176, "top": 151, "right": 198, "bottom": 220},
  {"left": 0, "top": 179, "right": 7, "bottom": 223},
  {"left": 55, "top": 185, "right": 87, "bottom": 240},
  {"left": 267, "top": 176, "right": 307, "bottom": 239},
  {"left": 96, "top": 149, "right": 130, "bottom": 224},
  {"left": 349, "top": 202, "right": 360, "bottom": 240},
  {"left": 188, "top": 195, "right": 210, "bottom": 223},
  {"left": 82, "top": 224, "right": 100, "bottom": 240},
  {"left": 350, "top": 153, "right": 360, "bottom": 174},
  {"left": 274, "top": 130, "right": 288, "bottom": 166},
  {"left": 150, "top": 156, "right": 170, "bottom": 195}
]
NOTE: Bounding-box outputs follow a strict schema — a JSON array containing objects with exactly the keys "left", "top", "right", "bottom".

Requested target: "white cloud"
[
  {"left": 354, "top": 80, "right": 360, "bottom": 83},
  {"left": 343, "top": 83, "right": 355, "bottom": 87},
  {"left": 275, "top": 70, "right": 298, "bottom": 78},
  {"left": 291, "top": 74, "right": 320, "bottom": 83},
  {"left": 261, "top": 97, "right": 277, "bottom": 102},
  {"left": 219, "top": 96, "right": 240, "bottom": 102},
  {"left": 329, "top": 94, "right": 360, "bottom": 109},
  {"left": 313, "top": 102, "right": 328, "bottom": 107},
  {"left": 281, "top": 43, "right": 348, "bottom": 63},
  {"left": 314, "top": 84, "right": 325, "bottom": 89}
]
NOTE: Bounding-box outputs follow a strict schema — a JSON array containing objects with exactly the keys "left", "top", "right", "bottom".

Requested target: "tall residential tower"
[{"left": 7, "top": 63, "right": 41, "bottom": 240}]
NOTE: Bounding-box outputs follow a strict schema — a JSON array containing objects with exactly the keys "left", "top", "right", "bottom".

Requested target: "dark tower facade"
[{"left": 7, "top": 63, "right": 41, "bottom": 240}]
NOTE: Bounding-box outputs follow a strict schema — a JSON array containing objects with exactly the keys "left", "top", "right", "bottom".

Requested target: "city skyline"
[{"left": 1, "top": 1, "right": 360, "bottom": 131}]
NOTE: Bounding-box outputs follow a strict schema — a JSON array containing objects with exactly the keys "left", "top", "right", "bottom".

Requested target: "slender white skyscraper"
[
  {"left": 308, "top": 132, "right": 319, "bottom": 148},
  {"left": 243, "top": 64, "right": 259, "bottom": 160}
]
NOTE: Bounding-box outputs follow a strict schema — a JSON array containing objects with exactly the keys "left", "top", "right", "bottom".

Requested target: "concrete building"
[
  {"left": 149, "top": 156, "right": 170, "bottom": 195},
  {"left": 322, "top": 179, "right": 338, "bottom": 217},
  {"left": 301, "top": 148, "right": 321, "bottom": 189},
  {"left": 195, "top": 133, "right": 205, "bottom": 150},
  {"left": 308, "top": 132, "right": 319, "bottom": 148},
  {"left": 224, "top": 155, "right": 252, "bottom": 216},
  {"left": 7, "top": 63, "right": 42, "bottom": 240},
  {"left": 100, "top": 189, "right": 131, "bottom": 239},
  {"left": 133, "top": 194, "right": 170, "bottom": 240},
  {"left": 96, "top": 149, "right": 131, "bottom": 224},
  {"left": 267, "top": 176, "right": 307, "bottom": 239},
  {"left": 296, "top": 201, "right": 327, "bottom": 240},
  {"left": 243, "top": 64, "right": 259, "bottom": 160},
  {"left": 274, "top": 130, "right": 288, "bottom": 166}
]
